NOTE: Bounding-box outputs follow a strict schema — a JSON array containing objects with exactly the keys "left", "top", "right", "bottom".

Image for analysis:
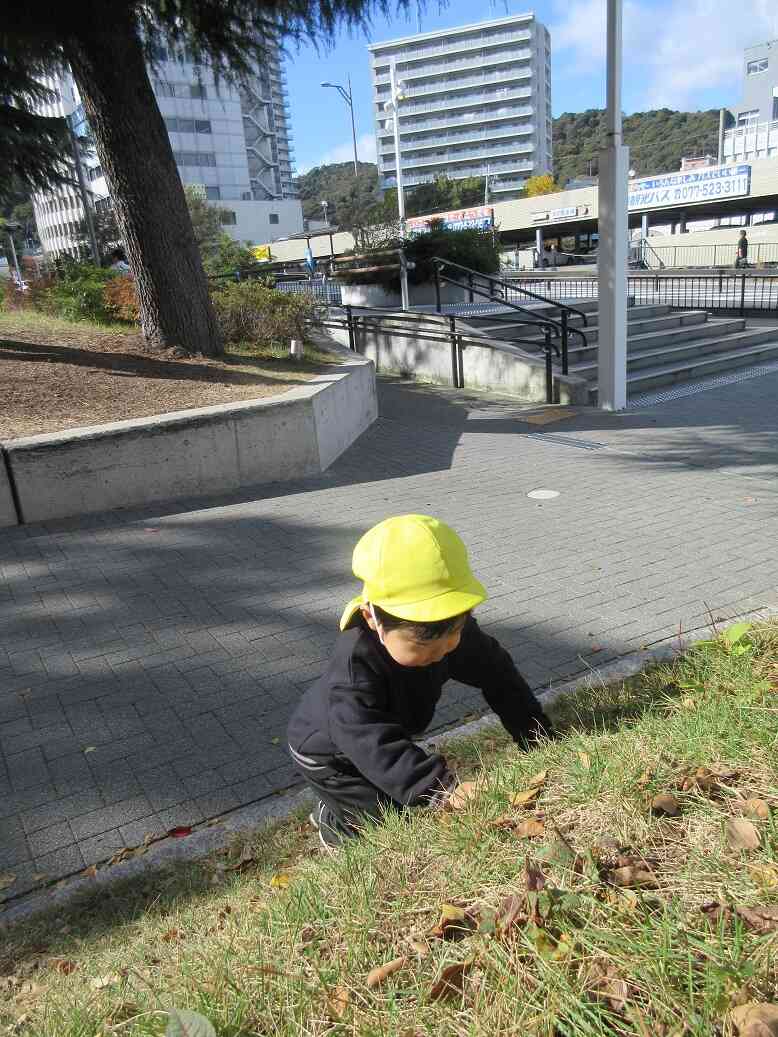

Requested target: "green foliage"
[
  {"left": 202, "top": 235, "right": 257, "bottom": 278},
  {"left": 183, "top": 185, "right": 256, "bottom": 276},
  {"left": 211, "top": 280, "right": 320, "bottom": 346},
  {"left": 525, "top": 173, "right": 559, "bottom": 197},
  {"left": 103, "top": 274, "right": 139, "bottom": 322},
  {"left": 295, "top": 161, "right": 381, "bottom": 224},
  {"left": 31, "top": 260, "right": 117, "bottom": 322},
  {"left": 402, "top": 175, "right": 489, "bottom": 217},
  {"left": 553, "top": 108, "right": 722, "bottom": 185},
  {"left": 405, "top": 225, "right": 500, "bottom": 285}
]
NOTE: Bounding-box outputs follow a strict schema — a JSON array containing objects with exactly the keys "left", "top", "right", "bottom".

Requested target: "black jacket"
[{"left": 287, "top": 615, "right": 552, "bottom": 807}]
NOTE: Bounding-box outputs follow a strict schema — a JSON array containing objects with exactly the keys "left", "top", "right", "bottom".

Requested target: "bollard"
[{"left": 290, "top": 339, "right": 304, "bottom": 361}]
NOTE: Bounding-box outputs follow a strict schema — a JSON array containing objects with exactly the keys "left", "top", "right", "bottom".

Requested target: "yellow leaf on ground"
[
  {"left": 730, "top": 1002, "right": 778, "bottom": 1036},
  {"left": 366, "top": 956, "right": 407, "bottom": 989},
  {"left": 447, "top": 781, "right": 481, "bottom": 811},
  {"left": 528, "top": 770, "right": 548, "bottom": 787},
  {"left": 609, "top": 865, "right": 658, "bottom": 889},
  {"left": 749, "top": 863, "right": 778, "bottom": 889},
  {"left": 650, "top": 793, "right": 681, "bottom": 817},
  {"left": 726, "top": 819, "right": 761, "bottom": 852},
  {"left": 514, "top": 819, "right": 546, "bottom": 839},
  {"left": 270, "top": 872, "right": 291, "bottom": 889},
  {"left": 741, "top": 799, "right": 771, "bottom": 821},
  {"left": 510, "top": 787, "right": 541, "bottom": 808},
  {"left": 327, "top": 984, "right": 351, "bottom": 1020}
]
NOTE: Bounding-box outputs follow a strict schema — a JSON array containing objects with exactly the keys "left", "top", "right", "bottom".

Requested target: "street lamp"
[
  {"left": 321, "top": 77, "right": 359, "bottom": 176},
  {"left": 2, "top": 220, "right": 24, "bottom": 287},
  {"left": 383, "top": 62, "right": 410, "bottom": 310},
  {"left": 321, "top": 200, "right": 329, "bottom": 225}
]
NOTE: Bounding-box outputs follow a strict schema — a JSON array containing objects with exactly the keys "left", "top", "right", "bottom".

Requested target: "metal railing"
[
  {"left": 637, "top": 240, "right": 778, "bottom": 270},
  {"left": 321, "top": 306, "right": 560, "bottom": 401},
  {"left": 502, "top": 272, "right": 778, "bottom": 316},
  {"left": 432, "top": 257, "right": 590, "bottom": 376}
]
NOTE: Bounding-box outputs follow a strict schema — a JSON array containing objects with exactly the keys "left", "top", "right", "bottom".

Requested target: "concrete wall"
[
  {"left": 0, "top": 454, "right": 18, "bottom": 527},
  {"left": 1, "top": 350, "right": 376, "bottom": 526},
  {"left": 223, "top": 200, "right": 304, "bottom": 245}
]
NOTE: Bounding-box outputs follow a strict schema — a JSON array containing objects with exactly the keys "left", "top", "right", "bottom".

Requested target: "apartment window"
[
  {"left": 205, "top": 186, "right": 221, "bottom": 200},
  {"left": 269, "top": 213, "right": 279, "bottom": 225},
  {"left": 220, "top": 211, "right": 237, "bottom": 226},
  {"left": 173, "top": 151, "right": 216, "bottom": 167},
  {"left": 155, "top": 81, "right": 176, "bottom": 98},
  {"left": 737, "top": 109, "right": 760, "bottom": 127},
  {"left": 747, "top": 58, "right": 768, "bottom": 75},
  {"left": 773, "top": 96, "right": 778, "bottom": 121},
  {"left": 195, "top": 120, "right": 211, "bottom": 134},
  {"left": 190, "top": 83, "right": 207, "bottom": 99},
  {"left": 241, "top": 191, "right": 252, "bottom": 200}
]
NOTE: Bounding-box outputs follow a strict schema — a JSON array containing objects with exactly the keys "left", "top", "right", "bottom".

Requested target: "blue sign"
[{"left": 628, "top": 164, "right": 751, "bottom": 211}]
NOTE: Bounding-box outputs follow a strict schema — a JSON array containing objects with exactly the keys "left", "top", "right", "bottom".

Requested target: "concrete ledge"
[
  {"left": 2, "top": 348, "right": 376, "bottom": 525},
  {"left": 0, "top": 451, "right": 19, "bottom": 527}
]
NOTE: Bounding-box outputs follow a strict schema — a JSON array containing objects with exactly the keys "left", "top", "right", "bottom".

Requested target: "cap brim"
[{"left": 386, "top": 581, "right": 487, "bottom": 623}]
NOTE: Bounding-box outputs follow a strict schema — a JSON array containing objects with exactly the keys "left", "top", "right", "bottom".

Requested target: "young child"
[{"left": 287, "top": 514, "right": 553, "bottom": 849}]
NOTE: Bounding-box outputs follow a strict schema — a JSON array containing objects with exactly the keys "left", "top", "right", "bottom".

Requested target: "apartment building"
[
  {"left": 32, "top": 43, "right": 301, "bottom": 259},
  {"left": 368, "top": 13, "right": 552, "bottom": 203},
  {"left": 721, "top": 39, "right": 778, "bottom": 163}
]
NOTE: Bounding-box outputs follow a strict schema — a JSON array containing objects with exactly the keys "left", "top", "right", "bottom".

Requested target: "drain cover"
[{"left": 527, "top": 489, "right": 560, "bottom": 500}]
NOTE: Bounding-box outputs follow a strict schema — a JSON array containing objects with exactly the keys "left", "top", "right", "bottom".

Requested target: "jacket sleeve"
[
  {"left": 448, "top": 617, "right": 554, "bottom": 746},
  {"left": 328, "top": 683, "right": 456, "bottom": 806}
]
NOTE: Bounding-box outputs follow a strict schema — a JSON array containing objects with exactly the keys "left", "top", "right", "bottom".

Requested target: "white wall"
[{"left": 220, "top": 199, "right": 304, "bottom": 244}]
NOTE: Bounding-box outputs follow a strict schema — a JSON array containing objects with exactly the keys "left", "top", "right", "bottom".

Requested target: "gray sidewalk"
[{"left": 2, "top": 372, "right": 778, "bottom": 902}]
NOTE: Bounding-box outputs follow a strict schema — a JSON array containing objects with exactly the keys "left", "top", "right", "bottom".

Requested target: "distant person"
[
  {"left": 735, "top": 230, "right": 749, "bottom": 269},
  {"left": 108, "top": 248, "right": 130, "bottom": 273}
]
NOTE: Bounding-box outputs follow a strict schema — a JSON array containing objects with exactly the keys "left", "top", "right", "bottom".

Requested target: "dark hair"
[{"left": 371, "top": 604, "right": 470, "bottom": 643}]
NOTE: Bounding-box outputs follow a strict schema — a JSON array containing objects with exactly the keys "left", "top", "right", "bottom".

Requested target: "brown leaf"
[
  {"left": 608, "top": 865, "right": 658, "bottom": 889},
  {"left": 82, "top": 865, "right": 98, "bottom": 878},
  {"left": 726, "top": 819, "right": 761, "bottom": 851},
  {"left": 447, "top": 781, "right": 481, "bottom": 811},
  {"left": 514, "top": 818, "right": 546, "bottom": 839},
  {"left": 51, "top": 959, "right": 78, "bottom": 975},
  {"left": 327, "top": 984, "right": 351, "bottom": 1021},
  {"left": 510, "top": 786, "right": 541, "bottom": 808},
  {"left": 407, "top": 937, "right": 430, "bottom": 957},
  {"left": 730, "top": 1002, "right": 778, "bottom": 1036},
  {"left": 490, "top": 812, "right": 520, "bottom": 830},
  {"left": 428, "top": 959, "right": 473, "bottom": 1002},
  {"left": 0, "top": 873, "right": 17, "bottom": 891},
  {"left": 495, "top": 893, "right": 527, "bottom": 936},
  {"left": 528, "top": 770, "right": 548, "bottom": 787},
  {"left": 650, "top": 793, "right": 681, "bottom": 817},
  {"left": 700, "top": 902, "right": 732, "bottom": 927},
  {"left": 589, "top": 961, "right": 629, "bottom": 1013},
  {"left": 161, "top": 928, "right": 184, "bottom": 943},
  {"left": 735, "top": 905, "right": 778, "bottom": 935},
  {"left": 525, "top": 860, "right": 547, "bottom": 892},
  {"left": 429, "top": 904, "right": 477, "bottom": 941},
  {"left": 168, "top": 826, "right": 192, "bottom": 838},
  {"left": 578, "top": 751, "right": 591, "bottom": 770},
  {"left": 740, "top": 799, "right": 771, "bottom": 821},
  {"left": 366, "top": 956, "right": 407, "bottom": 989}
]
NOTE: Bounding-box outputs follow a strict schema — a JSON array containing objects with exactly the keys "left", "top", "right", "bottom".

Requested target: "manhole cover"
[{"left": 527, "top": 489, "right": 560, "bottom": 500}]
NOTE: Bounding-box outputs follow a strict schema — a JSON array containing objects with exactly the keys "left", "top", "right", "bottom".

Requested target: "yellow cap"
[{"left": 339, "top": 514, "right": 487, "bottom": 630}]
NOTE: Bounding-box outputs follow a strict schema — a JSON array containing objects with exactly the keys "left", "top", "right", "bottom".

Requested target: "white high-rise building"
[
  {"left": 368, "top": 13, "right": 552, "bottom": 203},
  {"left": 32, "top": 44, "right": 301, "bottom": 259}
]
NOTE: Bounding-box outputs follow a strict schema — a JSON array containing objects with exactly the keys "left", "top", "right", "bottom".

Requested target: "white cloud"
[
  {"left": 297, "top": 133, "right": 377, "bottom": 174},
  {"left": 550, "top": 0, "right": 778, "bottom": 111}
]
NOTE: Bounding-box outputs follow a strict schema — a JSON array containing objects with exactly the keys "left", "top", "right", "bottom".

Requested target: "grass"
[{"left": 1, "top": 622, "right": 777, "bottom": 1036}]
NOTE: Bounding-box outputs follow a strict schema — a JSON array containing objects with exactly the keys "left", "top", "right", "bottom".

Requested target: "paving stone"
[
  {"left": 27, "top": 820, "right": 75, "bottom": 858},
  {"left": 68, "top": 796, "right": 154, "bottom": 841}
]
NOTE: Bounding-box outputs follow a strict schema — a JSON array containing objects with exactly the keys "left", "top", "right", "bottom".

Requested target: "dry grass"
[
  {"left": 1, "top": 623, "right": 777, "bottom": 1037},
  {"left": 0, "top": 311, "right": 337, "bottom": 439}
]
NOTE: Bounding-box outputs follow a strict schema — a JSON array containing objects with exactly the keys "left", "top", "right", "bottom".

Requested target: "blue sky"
[{"left": 287, "top": 0, "right": 778, "bottom": 173}]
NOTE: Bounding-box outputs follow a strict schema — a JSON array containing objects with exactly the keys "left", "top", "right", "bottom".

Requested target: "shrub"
[
  {"left": 211, "top": 280, "right": 320, "bottom": 346},
  {"left": 35, "top": 261, "right": 117, "bottom": 323},
  {"left": 103, "top": 274, "right": 140, "bottom": 323}
]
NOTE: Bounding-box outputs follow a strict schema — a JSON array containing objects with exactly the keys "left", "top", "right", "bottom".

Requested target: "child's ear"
[{"left": 361, "top": 604, "right": 377, "bottom": 630}]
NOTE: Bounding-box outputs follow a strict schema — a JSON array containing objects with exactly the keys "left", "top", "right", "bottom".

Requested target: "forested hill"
[{"left": 552, "top": 108, "right": 722, "bottom": 184}]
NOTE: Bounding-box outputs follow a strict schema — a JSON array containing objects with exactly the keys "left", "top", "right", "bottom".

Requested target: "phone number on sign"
[{"left": 629, "top": 174, "right": 750, "bottom": 210}]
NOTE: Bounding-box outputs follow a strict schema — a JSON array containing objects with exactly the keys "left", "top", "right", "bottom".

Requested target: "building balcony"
[
  {"left": 382, "top": 139, "right": 535, "bottom": 170},
  {"left": 377, "top": 104, "right": 533, "bottom": 138},
  {"left": 370, "top": 26, "right": 532, "bottom": 67},
  {"left": 373, "top": 48, "right": 532, "bottom": 86},
  {"left": 722, "top": 119, "right": 778, "bottom": 157},
  {"left": 379, "top": 122, "right": 535, "bottom": 153},
  {"left": 381, "top": 158, "right": 534, "bottom": 188},
  {"left": 376, "top": 66, "right": 532, "bottom": 101},
  {"left": 387, "top": 86, "right": 533, "bottom": 119}
]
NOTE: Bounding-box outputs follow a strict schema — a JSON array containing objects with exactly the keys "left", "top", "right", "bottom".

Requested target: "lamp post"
[
  {"left": 2, "top": 220, "right": 24, "bottom": 287},
  {"left": 321, "top": 77, "right": 359, "bottom": 176},
  {"left": 321, "top": 200, "right": 329, "bottom": 225},
  {"left": 384, "top": 62, "right": 410, "bottom": 311}
]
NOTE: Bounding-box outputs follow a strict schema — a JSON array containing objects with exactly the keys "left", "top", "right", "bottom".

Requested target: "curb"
[{"left": 1, "top": 603, "right": 773, "bottom": 929}]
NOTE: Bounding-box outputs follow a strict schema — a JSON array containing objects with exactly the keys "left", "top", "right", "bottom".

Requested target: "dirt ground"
[{"left": 0, "top": 313, "right": 333, "bottom": 439}]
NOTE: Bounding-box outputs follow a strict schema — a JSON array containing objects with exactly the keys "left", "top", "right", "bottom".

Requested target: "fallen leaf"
[
  {"left": 166, "top": 1008, "right": 216, "bottom": 1037},
  {"left": 650, "top": 793, "right": 681, "bottom": 817},
  {"left": 495, "top": 893, "right": 526, "bottom": 936},
  {"left": 82, "top": 865, "right": 98, "bottom": 878},
  {"left": 514, "top": 818, "right": 546, "bottom": 839},
  {"left": 749, "top": 863, "right": 778, "bottom": 890},
  {"left": 589, "top": 645, "right": 604, "bottom": 654},
  {"left": 407, "top": 937, "right": 430, "bottom": 957},
  {"left": 327, "top": 984, "right": 351, "bottom": 1021},
  {"left": 528, "top": 770, "right": 548, "bottom": 787},
  {"left": 490, "top": 812, "right": 520, "bottom": 830},
  {"left": 430, "top": 903, "right": 477, "bottom": 941},
  {"left": 681, "top": 697, "right": 696, "bottom": 710},
  {"left": 83, "top": 746, "right": 96, "bottom": 753},
  {"left": 510, "top": 786, "right": 541, "bottom": 808},
  {"left": 168, "top": 826, "right": 192, "bottom": 839},
  {"left": 447, "top": 781, "right": 481, "bottom": 811},
  {"left": 730, "top": 1002, "right": 778, "bottom": 1036},
  {"left": 51, "top": 959, "right": 78, "bottom": 975},
  {"left": 270, "top": 872, "right": 291, "bottom": 889},
  {"left": 161, "top": 928, "right": 184, "bottom": 943},
  {"left": 608, "top": 865, "right": 658, "bottom": 889},
  {"left": 589, "top": 960, "right": 629, "bottom": 1013},
  {"left": 428, "top": 959, "right": 473, "bottom": 1002},
  {"left": 735, "top": 905, "right": 778, "bottom": 935},
  {"left": 578, "top": 751, "right": 591, "bottom": 770},
  {"left": 741, "top": 799, "right": 771, "bottom": 821},
  {"left": 90, "top": 974, "right": 120, "bottom": 990},
  {"left": 0, "top": 873, "right": 16, "bottom": 891},
  {"left": 525, "top": 859, "right": 547, "bottom": 892},
  {"left": 366, "top": 955, "right": 407, "bottom": 989},
  {"left": 726, "top": 819, "right": 761, "bottom": 851}
]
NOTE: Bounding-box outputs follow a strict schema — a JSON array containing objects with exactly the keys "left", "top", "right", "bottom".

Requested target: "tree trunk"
[{"left": 65, "top": 8, "right": 223, "bottom": 355}]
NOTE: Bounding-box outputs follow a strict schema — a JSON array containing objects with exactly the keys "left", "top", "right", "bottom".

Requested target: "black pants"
[{"left": 289, "top": 745, "right": 401, "bottom": 847}]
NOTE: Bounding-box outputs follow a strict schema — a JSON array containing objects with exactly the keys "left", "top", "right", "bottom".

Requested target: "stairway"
[{"left": 459, "top": 302, "right": 778, "bottom": 404}]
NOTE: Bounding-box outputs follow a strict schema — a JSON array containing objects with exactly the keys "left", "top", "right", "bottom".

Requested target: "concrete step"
[
  {"left": 573, "top": 327, "right": 778, "bottom": 383},
  {"left": 587, "top": 337, "right": 778, "bottom": 403},
  {"left": 462, "top": 304, "right": 678, "bottom": 345},
  {"left": 561, "top": 317, "right": 742, "bottom": 367}
]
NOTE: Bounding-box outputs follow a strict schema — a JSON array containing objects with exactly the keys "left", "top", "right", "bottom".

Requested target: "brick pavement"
[{"left": 2, "top": 372, "right": 778, "bottom": 901}]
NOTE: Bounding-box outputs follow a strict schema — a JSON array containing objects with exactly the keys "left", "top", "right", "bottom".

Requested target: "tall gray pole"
[
  {"left": 596, "top": 0, "right": 629, "bottom": 410},
  {"left": 390, "top": 61, "right": 409, "bottom": 311},
  {"left": 69, "top": 123, "right": 101, "bottom": 265},
  {"left": 6, "top": 231, "right": 23, "bottom": 286},
  {"left": 347, "top": 76, "right": 359, "bottom": 176}
]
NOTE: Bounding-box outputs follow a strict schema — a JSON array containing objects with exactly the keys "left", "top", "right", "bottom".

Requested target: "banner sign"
[
  {"left": 407, "top": 206, "right": 494, "bottom": 234},
  {"left": 628, "top": 164, "right": 751, "bottom": 211},
  {"left": 251, "top": 245, "right": 272, "bottom": 262},
  {"left": 532, "top": 205, "right": 587, "bottom": 223}
]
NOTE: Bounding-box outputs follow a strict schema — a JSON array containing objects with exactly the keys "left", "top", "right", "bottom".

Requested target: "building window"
[
  {"left": 241, "top": 191, "right": 252, "bottom": 200},
  {"left": 737, "top": 109, "right": 760, "bottom": 127},
  {"left": 773, "top": 96, "right": 778, "bottom": 122},
  {"left": 154, "top": 81, "right": 176, "bottom": 98},
  {"left": 220, "top": 211, "right": 237, "bottom": 225},
  {"left": 190, "top": 83, "right": 207, "bottom": 100},
  {"left": 195, "top": 119, "right": 212, "bottom": 133},
  {"left": 747, "top": 58, "right": 768, "bottom": 75},
  {"left": 205, "top": 186, "right": 221, "bottom": 200},
  {"left": 269, "top": 213, "right": 279, "bottom": 224},
  {"left": 172, "top": 151, "right": 216, "bottom": 167}
]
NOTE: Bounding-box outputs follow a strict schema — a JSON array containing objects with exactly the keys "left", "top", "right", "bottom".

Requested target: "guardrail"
[{"left": 505, "top": 272, "right": 778, "bottom": 316}]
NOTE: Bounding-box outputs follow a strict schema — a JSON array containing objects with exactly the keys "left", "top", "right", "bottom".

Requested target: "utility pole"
[
  {"left": 389, "top": 61, "right": 409, "bottom": 311},
  {"left": 69, "top": 119, "right": 101, "bottom": 264}
]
